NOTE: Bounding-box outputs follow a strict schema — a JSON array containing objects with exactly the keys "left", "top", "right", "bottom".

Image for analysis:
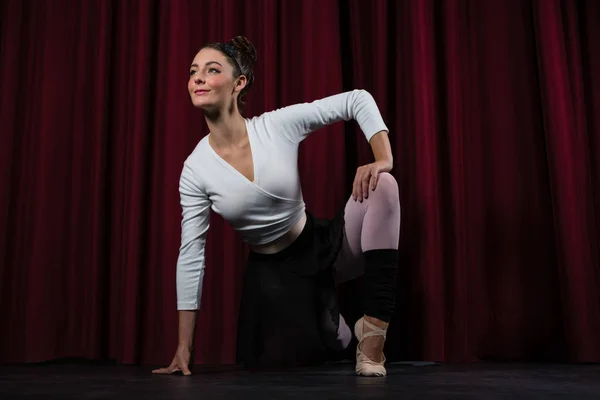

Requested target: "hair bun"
[{"left": 229, "top": 36, "right": 257, "bottom": 66}]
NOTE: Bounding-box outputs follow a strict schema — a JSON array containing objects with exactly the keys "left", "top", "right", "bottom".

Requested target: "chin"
[
  {"left": 192, "top": 99, "right": 214, "bottom": 110},
  {"left": 193, "top": 102, "right": 222, "bottom": 116}
]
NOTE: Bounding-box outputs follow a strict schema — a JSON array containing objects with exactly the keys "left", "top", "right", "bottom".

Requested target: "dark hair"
[{"left": 201, "top": 36, "right": 257, "bottom": 108}]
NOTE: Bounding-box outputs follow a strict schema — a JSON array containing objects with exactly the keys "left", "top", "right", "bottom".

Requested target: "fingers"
[
  {"left": 152, "top": 367, "right": 173, "bottom": 374},
  {"left": 152, "top": 359, "right": 191, "bottom": 375},
  {"left": 369, "top": 172, "right": 378, "bottom": 192},
  {"left": 181, "top": 364, "right": 192, "bottom": 376},
  {"left": 353, "top": 168, "right": 369, "bottom": 202},
  {"left": 353, "top": 164, "right": 382, "bottom": 202},
  {"left": 352, "top": 169, "right": 361, "bottom": 201},
  {"left": 361, "top": 173, "right": 370, "bottom": 200},
  {"left": 152, "top": 366, "right": 191, "bottom": 375},
  {"left": 353, "top": 171, "right": 364, "bottom": 202},
  {"left": 154, "top": 360, "right": 177, "bottom": 374}
]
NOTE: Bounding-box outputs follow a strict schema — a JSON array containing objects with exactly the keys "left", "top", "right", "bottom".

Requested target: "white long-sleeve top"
[{"left": 176, "top": 89, "right": 389, "bottom": 310}]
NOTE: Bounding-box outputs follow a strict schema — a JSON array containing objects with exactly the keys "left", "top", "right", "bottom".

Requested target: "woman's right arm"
[
  {"left": 175, "top": 163, "right": 211, "bottom": 311},
  {"left": 177, "top": 310, "right": 198, "bottom": 351},
  {"left": 153, "top": 162, "right": 211, "bottom": 375}
]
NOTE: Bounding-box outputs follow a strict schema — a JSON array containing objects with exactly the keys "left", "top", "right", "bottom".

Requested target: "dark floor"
[{"left": 1, "top": 361, "right": 600, "bottom": 399}]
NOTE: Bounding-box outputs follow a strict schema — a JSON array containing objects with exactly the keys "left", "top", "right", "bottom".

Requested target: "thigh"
[{"left": 333, "top": 196, "right": 367, "bottom": 284}]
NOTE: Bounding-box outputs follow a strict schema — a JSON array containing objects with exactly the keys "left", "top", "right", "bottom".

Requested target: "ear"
[{"left": 234, "top": 75, "right": 248, "bottom": 93}]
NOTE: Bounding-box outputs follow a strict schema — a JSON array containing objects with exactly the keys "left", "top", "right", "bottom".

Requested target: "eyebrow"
[{"left": 190, "top": 61, "right": 223, "bottom": 69}]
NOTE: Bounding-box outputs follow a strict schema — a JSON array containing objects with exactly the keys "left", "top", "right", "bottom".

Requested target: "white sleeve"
[
  {"left": 176, "top": 162, "right": 211, "bottom": 310},
  {"left": 264, "top": 89, "right": 389, "bottom": 144}
]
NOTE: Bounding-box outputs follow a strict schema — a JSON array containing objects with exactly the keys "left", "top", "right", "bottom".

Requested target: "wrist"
[
  {"left": 178, "top": 342, "right": 193, "bottom": 351},
  {"left": 375, "top": 158, "right": 393, "bottom": 172}
]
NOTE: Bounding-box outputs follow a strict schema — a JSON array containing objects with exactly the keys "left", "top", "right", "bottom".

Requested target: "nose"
[{"left": 194, "top": 74, "right": 204, "bottom": 84}]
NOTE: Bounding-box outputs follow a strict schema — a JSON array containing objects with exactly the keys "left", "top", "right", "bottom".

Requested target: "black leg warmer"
[{"left": 363, "top": 249, "right": 399, "bottom": 323}]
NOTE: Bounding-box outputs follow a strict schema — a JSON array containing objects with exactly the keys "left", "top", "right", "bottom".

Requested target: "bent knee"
[
  {"left": 373, "top": 172, "right": 400, "bottom": 204},
  {"left": 377, "top": 172, "right": 398, "bottom": 190}
]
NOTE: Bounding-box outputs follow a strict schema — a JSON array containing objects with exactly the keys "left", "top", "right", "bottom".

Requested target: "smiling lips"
[{"left": 194, "top": 89, "right": 209, "bottom": 95}]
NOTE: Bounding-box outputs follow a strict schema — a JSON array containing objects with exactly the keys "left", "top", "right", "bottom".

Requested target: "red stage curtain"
[{"left": 1, "top": 0, "right": 599, "bottom": 364}]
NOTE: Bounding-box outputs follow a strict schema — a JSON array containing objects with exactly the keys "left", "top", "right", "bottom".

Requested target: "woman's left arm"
[
  {"left": 265, "top": 90, "right": 394, "bottom": 201},
  {"left": 352, "top": 131, "right": 393, "bottom": 203},
  {"left": 266, "top": 90, "right": 389, "bottom": 145}
]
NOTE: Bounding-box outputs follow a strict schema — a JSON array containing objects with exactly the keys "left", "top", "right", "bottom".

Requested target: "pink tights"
[{"left": 321, "top": 172, "right": 401, "bottom": 350}]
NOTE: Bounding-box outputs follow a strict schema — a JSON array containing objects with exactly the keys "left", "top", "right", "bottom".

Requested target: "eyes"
[{"left": 189, "top": 67, "right": 220, "bottom": 77}]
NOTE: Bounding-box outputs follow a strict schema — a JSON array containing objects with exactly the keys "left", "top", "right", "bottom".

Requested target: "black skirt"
[{"left": 236, "top": 210, "right": 345, "bottom": 368}]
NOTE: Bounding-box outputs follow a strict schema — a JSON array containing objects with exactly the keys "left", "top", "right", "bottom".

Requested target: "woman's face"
[{"left": 188, "top": 47, "right": 241, "bottom": 110}]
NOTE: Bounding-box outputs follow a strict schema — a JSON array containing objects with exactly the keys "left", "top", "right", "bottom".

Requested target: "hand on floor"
[{"left": 152, "top": 345, "right": 192, "bottom": 376}]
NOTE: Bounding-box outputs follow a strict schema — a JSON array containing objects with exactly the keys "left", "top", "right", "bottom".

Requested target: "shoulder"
[
  {"left": 181, "top": 136, "right": 212, "bottom": 188},
  {"left": 183, "top": 136, "right": 210, "bottom": 166}
]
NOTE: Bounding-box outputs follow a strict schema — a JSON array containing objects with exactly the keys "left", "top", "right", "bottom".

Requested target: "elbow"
[{"left": 354, "top": 88, "right": 373, "bottom": 99}]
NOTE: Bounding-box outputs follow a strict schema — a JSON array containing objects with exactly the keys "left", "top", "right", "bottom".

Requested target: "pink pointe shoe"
[{"left": 354, "top": 317, "right": 387, "bottom": 377}]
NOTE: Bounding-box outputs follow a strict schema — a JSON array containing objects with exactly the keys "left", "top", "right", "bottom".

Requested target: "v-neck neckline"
[{"left": 207, "top": 119, "right": 258, "bottom": 185}]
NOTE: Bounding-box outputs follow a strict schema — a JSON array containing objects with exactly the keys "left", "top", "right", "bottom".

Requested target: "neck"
[{"left": 204, "top": 102, "right": 246, "bottom": 148}]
